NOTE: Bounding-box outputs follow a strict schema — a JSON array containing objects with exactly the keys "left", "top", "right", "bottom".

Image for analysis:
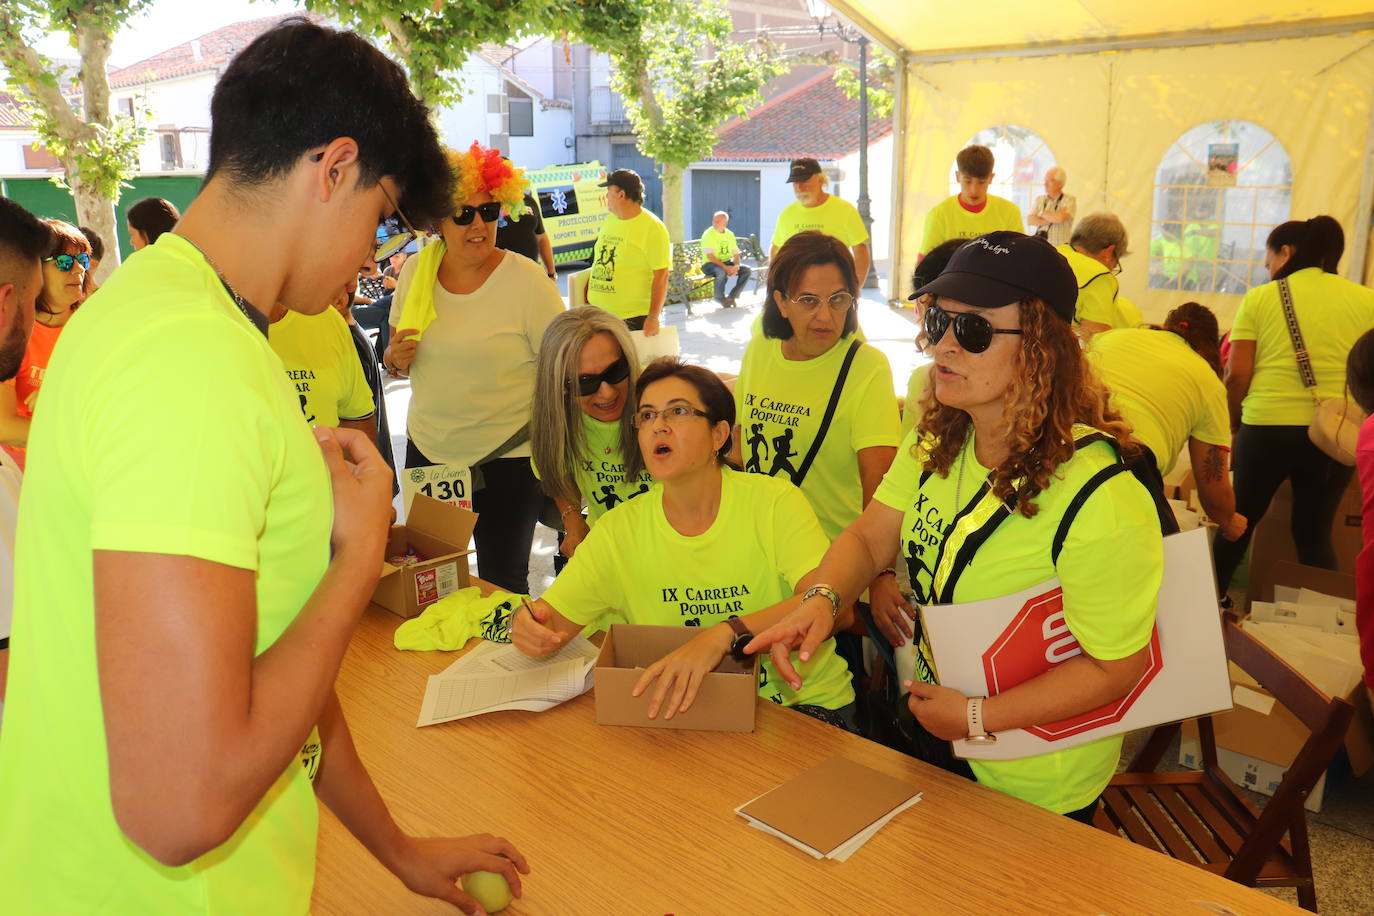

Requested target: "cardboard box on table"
[
  {"left": 372, "top": 494, "right": 478, "bottom": 620},
  {"left": 594, "top": 624, "right": 759, "bottom": 732},
  {"left": 1179, "top": 562, "right": 1374, "bottom": 812},
  {"left": 1246, "top": 478, "right": 1362, "bottom": 613},
  {"left": 920, "top": 527, "right": 1233, "bottom": 760}
]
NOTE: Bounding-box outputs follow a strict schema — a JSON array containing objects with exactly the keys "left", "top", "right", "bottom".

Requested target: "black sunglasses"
[
  {"left": 453, "top": 203, "right": 503, "bottom": 226},
  {"left": 924, "top": 304, "right": 1023, "bottom": 354},
  {"left": 570, "top": 356, "right": 630, "bottom": 397}
]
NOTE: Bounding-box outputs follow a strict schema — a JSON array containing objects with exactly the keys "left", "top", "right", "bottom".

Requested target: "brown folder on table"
[{"left": 739, "top": 755, "right": 919, "bottom": 855}]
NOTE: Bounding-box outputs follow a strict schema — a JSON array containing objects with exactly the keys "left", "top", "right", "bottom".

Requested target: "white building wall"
[
  {"left": 0, "top": 129, "right": 41, "bottom": 174},
  {"left": 509, "top": 105, "right": 573, "bottom": 169},
  {"left": 113, "top": 72, "right": 217, "bottom": 173},
  {"left": 758, "top": 162, "right": 797, "bottom": 248},
  {"left": 835, "top": 134, "right": 893, "bottom": 263}
]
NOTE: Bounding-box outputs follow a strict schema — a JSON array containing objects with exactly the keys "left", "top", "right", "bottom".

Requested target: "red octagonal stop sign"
[{"left": 982, "top": 586, "right": 1162, "bottom": 741}]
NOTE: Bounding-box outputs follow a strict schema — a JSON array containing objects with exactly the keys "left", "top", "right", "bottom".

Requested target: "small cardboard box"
[
  {"left": 1247, "top": 479, "right": 1362, "bottom": 609},
  {"left": 1179, "top": 725, "right": 1338, "bottom": 813},
  {"left": 593, "top": 624, "right": 759, "bottom": 732},
  {"left": 372, "top": 494, "right": 478, "bottom": 619}
]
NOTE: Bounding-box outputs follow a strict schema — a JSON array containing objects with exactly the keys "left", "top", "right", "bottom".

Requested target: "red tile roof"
[
  {"left": 709, "top": 69, "right": 893, "bottom": 162},
  {"left": 0, "top": 91, "right": 30, "bottom": 128},
  {"left": 109, "top": 12, "right": 324, "bottom": 89}
]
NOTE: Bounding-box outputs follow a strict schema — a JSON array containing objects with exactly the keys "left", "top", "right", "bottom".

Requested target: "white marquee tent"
[{"left": 827, "top": 2, "right": 1374, "bottom": 324}]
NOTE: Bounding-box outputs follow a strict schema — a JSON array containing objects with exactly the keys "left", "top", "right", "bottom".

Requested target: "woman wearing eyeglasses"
[
  {"left": 513, "top": 358, "right": 856, "bottom": 727},
  {"left": 530, "top": 306, "right": 653, "bottom": 567},
  {"left": 0, "top": 219, "right": 91, "bottom": 452},
  {"left": 383, "top": 143, "right": 564, "bottom": 594},
  {"left": 745, "top": 233, "right": 1164, "bottom": 821},
  {"left": 733, "top": 231, "right": 905, "bottom": 645}
]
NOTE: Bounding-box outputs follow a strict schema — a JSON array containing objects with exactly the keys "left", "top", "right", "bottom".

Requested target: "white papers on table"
[
  {"left": 416, "top": 637, "right": 600, "bottom": 727},
  {"left": 733, "top": 793, "right": 922, "bottom": 862}
]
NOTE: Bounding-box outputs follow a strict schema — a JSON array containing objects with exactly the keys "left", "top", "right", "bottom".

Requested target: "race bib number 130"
[{"left": 403, "top": 463, "right": 473, "bottom": 512}]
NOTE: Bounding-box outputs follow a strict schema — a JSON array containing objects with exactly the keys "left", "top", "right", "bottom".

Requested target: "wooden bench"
[{"left": 666, "top": 240, "right": 715, "bottom": 315}]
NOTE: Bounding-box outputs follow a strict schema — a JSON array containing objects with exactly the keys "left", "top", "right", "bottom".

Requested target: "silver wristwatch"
[{"left": 801, "top": 584, "right": 842, "bottom": 618}]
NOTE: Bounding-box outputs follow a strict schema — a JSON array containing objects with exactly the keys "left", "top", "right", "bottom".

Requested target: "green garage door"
[{"left": 0, "top": 175, "right": 203, "bottom": 260}]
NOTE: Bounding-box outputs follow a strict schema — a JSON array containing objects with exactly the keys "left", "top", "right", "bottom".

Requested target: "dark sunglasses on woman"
[
  {"left": 924, "top": 303, "right": 1023, "bottom": 354},
  {"left": 570, "top": 356, "right": 631, "bottom": 397},
  {"left": 46, "top": 252, "right": 91, "bottom": 272},
  {"left": 453, "top": 202, "right": 503, "bottom": 226}
]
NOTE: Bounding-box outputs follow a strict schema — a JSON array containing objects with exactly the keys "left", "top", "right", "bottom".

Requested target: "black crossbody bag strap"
[
  {"left": 1277, "top": 277, "right": 1318, "bottom": 390},
  {"left": 792, "top": 339, "right": 861, "bottom": 486}
]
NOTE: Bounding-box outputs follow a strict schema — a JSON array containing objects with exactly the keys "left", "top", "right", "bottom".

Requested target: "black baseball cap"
[
  {"left": 785, "top": 158, "right": 822, "bottom": 183},
  {"left": 599, "top": 168, "right": 643, "bottom": 195},
  {"left": 908, "top": 232, "right": 1078, "bottom": 323}
]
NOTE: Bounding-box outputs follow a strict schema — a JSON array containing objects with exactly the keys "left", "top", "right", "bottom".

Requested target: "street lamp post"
[{"left": 808, "top": 2, "right": 878, "bottom": 288}]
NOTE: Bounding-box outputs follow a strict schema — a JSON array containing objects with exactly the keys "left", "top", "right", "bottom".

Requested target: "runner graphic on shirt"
[
  {"left": 626, "top": 481, "right": 650, "bottom": 500},
  {"left": 593, "top": 485, "right": 623, "bottom": 513},
  {"left": 298, "top": 393, "right": 316, "bottom": 424},
  {"left": 768, "top": 427, "right": 799, "bottom": 482},
  {"left": 744, "top": 422, "right": 769, "bottom": 473}
]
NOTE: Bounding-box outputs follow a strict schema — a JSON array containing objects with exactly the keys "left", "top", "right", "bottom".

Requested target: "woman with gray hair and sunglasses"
[{"left": 531, "top": 306, "right": 653, "bottom": 565}]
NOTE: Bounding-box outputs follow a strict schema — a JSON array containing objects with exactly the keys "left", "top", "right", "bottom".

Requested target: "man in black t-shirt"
[{"left": 496, "top": 190, "right": 556, "bottom": 281}]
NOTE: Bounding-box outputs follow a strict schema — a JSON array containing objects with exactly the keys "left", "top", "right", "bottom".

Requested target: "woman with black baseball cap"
[{"left": 745, "top": 232, "right": 1166, "bottom": 822}]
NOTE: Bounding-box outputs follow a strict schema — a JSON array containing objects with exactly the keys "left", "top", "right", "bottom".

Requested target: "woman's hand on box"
[{"left": 631, "top": 624, "right": 734, "bottom": 719}]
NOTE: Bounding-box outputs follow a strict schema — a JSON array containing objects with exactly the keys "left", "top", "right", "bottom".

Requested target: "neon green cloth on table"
[
  {"left": 771, "top": 194, "right": 868, "bottom": 249},
  {"left": 919, "top": 195, "right": 1023, "bottom": 256},
  {"left": 1056, "top": 243, "right": 1120, "bottom": 327},
  {"left": 393, "top": 237, "right": 448, "bottom": 341},
  {"left": 874, "top": 426, "right": 1161, "bottom": 814},
  {"left": 735, "top": 335, "right": 900, "bottom": 541},
  {"left": 542, "top": 467, "right": 855, "bottom": 711},
  {"left": 1230, "top": 266, "right": 1374, "bottom": 426},
  {"left": 394, "top": 587, "right": 525, "bottom": 649},
  {"left": 1088, "top": 328, "right": 1230, "bottom": 475},
  {"left": 0, "top": 233, "right": 331, "bottom": 912},
  {"left": 269, "top": 307, "right": 375, "bottom": 428},
  {"left": 699, "top": 227, "right": 738, "bottom": 262},
  {"left": 588, "top": 209, "right": 671, "bottom": 320}
]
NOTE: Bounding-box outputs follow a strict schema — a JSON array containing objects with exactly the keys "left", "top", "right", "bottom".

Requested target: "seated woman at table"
[
  {"left": 745, "top": 232, "right": 1164, "bottom": 821},
  {"left": 512, "top": 358, "right": 856, "bottom": 728},
  {"left": 531, "top": 306, "right": 654, "bottom": 567}
]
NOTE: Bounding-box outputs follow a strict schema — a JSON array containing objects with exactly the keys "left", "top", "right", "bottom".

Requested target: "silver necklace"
[{"left": 176, "top": 233, "right": 265, "bottom": 333}]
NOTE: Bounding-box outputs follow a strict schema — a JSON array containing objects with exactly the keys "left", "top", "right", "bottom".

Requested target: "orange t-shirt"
[{"left": 11, "top": 320, "right": 63, "bottom": 419}]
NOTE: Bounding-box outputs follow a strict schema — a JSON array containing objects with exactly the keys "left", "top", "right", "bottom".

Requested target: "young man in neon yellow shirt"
[
  {"left": 919, "top": 145, "right": 1024, "bottom": 259},
  {"left": 1056, "top": 211, "right": 1131, "bottom": 341},
  {"left": 0, "top": 22, "right": 529, "bottom": 913},
  {"left": 588, "top": 168, "right": 671, "bottom": 336},
  {"left": 700, "top": 210, "right": 752, "bottom": 307},
  {"left": 770, "top": 157, "right": 870, "bottom": 282}
]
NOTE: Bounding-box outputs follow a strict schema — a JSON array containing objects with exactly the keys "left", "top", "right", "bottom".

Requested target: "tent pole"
[
  {"left": 1350, "top": 99, "right": 1374, "bottom": 284},
  {"left": 887, "top": 51, "right": 910, "bottom": 305}
]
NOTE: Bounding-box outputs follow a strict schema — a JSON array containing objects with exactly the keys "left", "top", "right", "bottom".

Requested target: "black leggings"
[
  {"left": 1211, "top": 424, "right": 1355, "bottom": 592},
  {"left": 404, "top": 440, "right": 543, "bottom": 595}
]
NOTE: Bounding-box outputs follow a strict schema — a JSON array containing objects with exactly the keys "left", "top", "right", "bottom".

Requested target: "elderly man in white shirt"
[{"left": 1028, "top": 166, "right": 1077, "bottom": 246}]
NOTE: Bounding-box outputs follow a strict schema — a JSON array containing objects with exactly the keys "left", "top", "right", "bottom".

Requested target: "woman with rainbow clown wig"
[{"left": 385, "top": 142, "right": 565, "bottom": 594}]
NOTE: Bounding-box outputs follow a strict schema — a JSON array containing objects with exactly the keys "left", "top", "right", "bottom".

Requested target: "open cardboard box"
[
  {"left": 1177, "top": 561, "right": 1374, "bottom": 811},
  {"left": 1247, "top": 479, "right": 1362, "bottom": 611},
  {"left": 371, "top": 494, "right": 478, "bottom": 619},
  {"left": 594, "top": 624, "right": 759, "bottom": 732}
]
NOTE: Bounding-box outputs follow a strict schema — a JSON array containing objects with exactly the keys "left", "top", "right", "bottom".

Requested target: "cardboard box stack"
[
  {"left": 371, "top": 494, "right": 478, "bottom": 619},
  {"left": 1246, "top": 477, "right": 1362, "bottom": 612},
  {"left": 1178, "top": 562, "right": 1374, "bottom": 812}
]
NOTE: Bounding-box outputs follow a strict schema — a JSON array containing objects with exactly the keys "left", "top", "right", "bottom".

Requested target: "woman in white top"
[
  {"left": 386, "top": 144, "right": 565, "bottom": 593},
  {"left": 1214, "top": 216, "right": 1374, "bottom": 594}
]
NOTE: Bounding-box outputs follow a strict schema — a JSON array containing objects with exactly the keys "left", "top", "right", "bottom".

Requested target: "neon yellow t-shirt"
[
  {"left": 735, "top": 336, "right": 900, "bottom": 541},
  {"left": 542, "top": 467, "right": 854, "bottom": 710},
  {"left": 1114, "top": 295, "right": 1144, "bottom": 328},
  {"left": 0, "top": 233, "right": 331, "bottom": 911},
  {"left": 1088, "top": 328, "right": 1230, "bottom": 475},
  {"left": 1056, "top": 243, "right": 1120, "bottom": 327},
  {"left": 699, "top": 227, "right": 738, "bottom": 263},
  {"left": 588, "top": 209, "right": 671, "bottom": 320},
  {"left": 1230, "top": 267, "right": 1374, "bottom": 426},
  {"left": 771, "top": 194, "right": 868, "bottom": 249},
  {"left": 919, "top": 195, "right": 1023, "bottom": 256},
  {"left": 269, "top": 307, "right": 374, "bottom": 428},
  {"left": 874, "top": 428, "right": 1161, "bottom": 813},
  {"left": 575, "top": 412, "right": 655, "bottom": 524}
]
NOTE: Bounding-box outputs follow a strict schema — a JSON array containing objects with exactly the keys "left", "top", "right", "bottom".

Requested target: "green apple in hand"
[{"left": 462, "top": 870, "right": 513, "bottom": 913}]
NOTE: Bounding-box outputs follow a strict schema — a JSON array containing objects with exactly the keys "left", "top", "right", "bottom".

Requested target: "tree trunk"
[
  {"left": 68, "top": 170, "right": 120, "bottom": 285},
  {"left": 660, "top": 162, "right": 684, "bottom": 243}
]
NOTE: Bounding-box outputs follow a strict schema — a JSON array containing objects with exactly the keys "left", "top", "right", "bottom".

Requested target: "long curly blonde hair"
[
  {"left": 447, "top": 142, "right": 529, "bottom": 218},
  {"left": 915, "top": 296, "right": 1138, "bottom": 518}
]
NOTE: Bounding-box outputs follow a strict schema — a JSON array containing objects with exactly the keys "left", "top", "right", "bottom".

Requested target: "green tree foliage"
[
  {"left": 0, "top": 0, "right": 153, "bottom": 274},
  {"left": 831, "top": 45, "right": 895, "bottom": 121},
  {"left": 608, "top": 0, "right": 787, "bottom": 240}
]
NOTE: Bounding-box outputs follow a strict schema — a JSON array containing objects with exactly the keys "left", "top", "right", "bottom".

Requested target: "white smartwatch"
[{"left": 965, "top": 696, "right": 997, "bottom": 744}]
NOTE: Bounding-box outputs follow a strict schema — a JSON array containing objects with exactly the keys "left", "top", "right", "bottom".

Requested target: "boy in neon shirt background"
[{"left": 919, "top": 144, "right": 1024, "bottom": 261}]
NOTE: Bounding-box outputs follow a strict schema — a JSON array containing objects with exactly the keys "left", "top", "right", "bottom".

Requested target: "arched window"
[
  {"left": 949, "top": 126, "right": 1056, "bottom": 218},
  {"left": 1150, "top": 121, "right": 1293, "bottom": 295}
]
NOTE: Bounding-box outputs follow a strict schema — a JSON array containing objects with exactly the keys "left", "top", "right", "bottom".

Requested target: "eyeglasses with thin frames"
[
  {"left": 375, "top": 182, "right": 422, "bottom": 262},
  {"left": 787, "top": 291, "right": 854, "bottom": 313},
  {"left": 632, "top": 404, "right": 711, "bottom": 428}
]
